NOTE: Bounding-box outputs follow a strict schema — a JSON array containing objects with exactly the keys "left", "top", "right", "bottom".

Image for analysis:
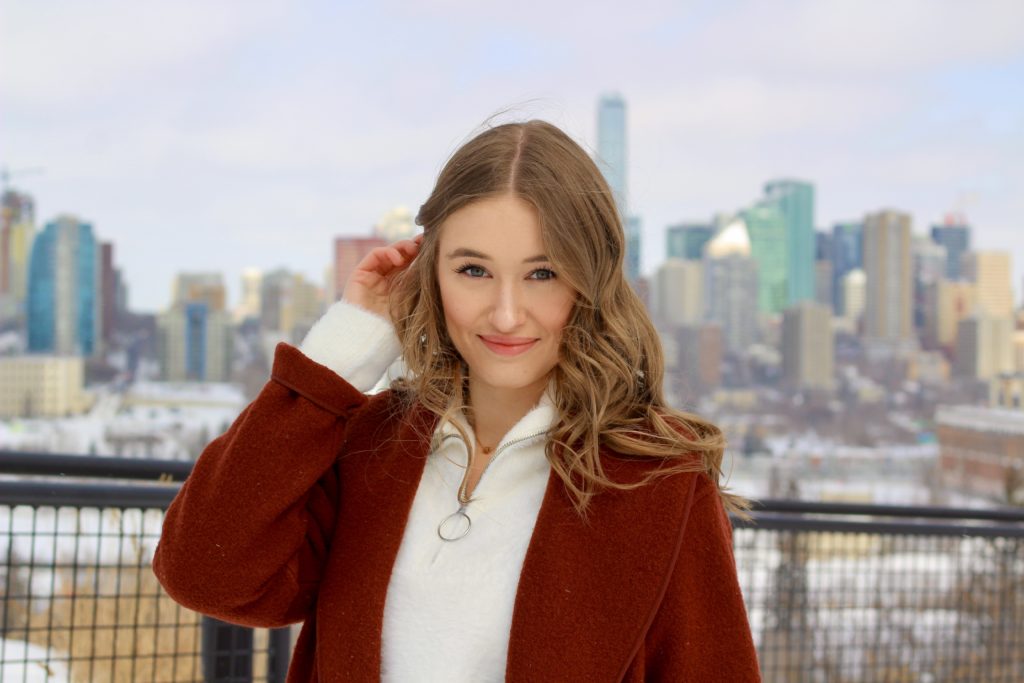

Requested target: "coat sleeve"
[
  {"left": 152, "top": 342, "right": 374, "bottom": 628},
  {"left": 641, "top": 475, "right": 762, "bottom": 681}
]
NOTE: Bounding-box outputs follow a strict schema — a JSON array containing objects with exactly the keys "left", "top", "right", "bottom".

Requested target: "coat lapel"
[
  {"left": 506, "top": 456, "right": 699, "bottom": 682},
  {"left": 316, "top": 400, "right": 437, "bottom": 682}
]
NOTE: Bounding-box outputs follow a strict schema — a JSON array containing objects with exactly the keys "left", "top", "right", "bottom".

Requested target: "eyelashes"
[{"left": 453, "top": 262, "right": 558, "bottom": 281}]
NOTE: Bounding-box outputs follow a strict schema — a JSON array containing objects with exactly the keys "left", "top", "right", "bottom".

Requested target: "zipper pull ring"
[{"left": 437, "top": 505, "right": 472, "bottom": 542}]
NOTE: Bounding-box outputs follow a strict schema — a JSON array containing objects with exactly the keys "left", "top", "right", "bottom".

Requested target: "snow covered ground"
[
  {"left": 0, "top": 639, "right": 70, "bottom": 683},
  {"left": 0, "top": 380, "right": 246, "bottom": 459}
]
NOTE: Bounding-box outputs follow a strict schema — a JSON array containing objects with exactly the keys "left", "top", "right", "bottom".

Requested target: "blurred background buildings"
[{"left": 1, "top": 89, "right": 1022, "bottom": 509}]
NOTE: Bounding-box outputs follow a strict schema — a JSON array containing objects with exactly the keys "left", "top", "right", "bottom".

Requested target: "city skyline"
[{"left": 3, "top": 0, "right": 1023, "bottom": 311}]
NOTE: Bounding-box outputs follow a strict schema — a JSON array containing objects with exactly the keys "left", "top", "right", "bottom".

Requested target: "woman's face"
[{"left": 436, "top": 194, "right": 576, "bottom": 403}]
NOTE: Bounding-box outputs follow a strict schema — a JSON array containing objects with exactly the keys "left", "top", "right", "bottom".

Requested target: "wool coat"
[{"left": 153, "top": 343, "right": 762, "bottom": 682}]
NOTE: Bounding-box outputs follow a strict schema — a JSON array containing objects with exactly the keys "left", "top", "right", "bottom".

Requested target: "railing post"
[
  {"left": 202, "top": 616, "right": 253, "bottom": 682},
  {"left": 267, "top": 627, "right": 294, "bottom": 683}
]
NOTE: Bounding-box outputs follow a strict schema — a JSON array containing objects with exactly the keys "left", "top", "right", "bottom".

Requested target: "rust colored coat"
[{"left": 153, "top": 344, "right": 762, "bottom": 682}]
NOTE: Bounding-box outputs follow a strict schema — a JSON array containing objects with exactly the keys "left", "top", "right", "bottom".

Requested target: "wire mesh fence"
[
  {"left": 735, "top": 508, "right": 1024, "bottom": 682},
  {"left": 0, "top": 453, "right": 288, "bottom": 683},
  {"left": 0, "top": 501, "right": 289, "bottom": 683},
  {"left": 1, "top": 452, "right": 1022, "bottom": 682}
]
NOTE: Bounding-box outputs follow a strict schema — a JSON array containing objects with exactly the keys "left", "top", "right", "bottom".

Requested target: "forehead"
[{"left": 438, "top": 195, "right": 545, "bottom": 256}]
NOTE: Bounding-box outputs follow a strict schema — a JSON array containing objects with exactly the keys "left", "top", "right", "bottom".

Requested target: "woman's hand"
[{"left": 342, "top": 234, "right": 424, "bottom": 322}]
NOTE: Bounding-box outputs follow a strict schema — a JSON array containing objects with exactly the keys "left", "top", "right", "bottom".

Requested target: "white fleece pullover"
[{"left": 300, "top": 300, "right": 554, "bottom": 683}]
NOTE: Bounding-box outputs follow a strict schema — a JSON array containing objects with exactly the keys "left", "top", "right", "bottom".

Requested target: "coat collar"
[{"left": 324, "top": 399, "right": 697, "bottom": 682}]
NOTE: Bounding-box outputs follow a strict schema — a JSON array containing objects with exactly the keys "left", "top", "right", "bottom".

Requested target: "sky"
[{"left": 2, "top": 0, "right": 1023, "bottom": 313}]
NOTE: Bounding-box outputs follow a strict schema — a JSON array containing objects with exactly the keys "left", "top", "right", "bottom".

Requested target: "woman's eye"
[
  {"left": 530, "top": 268, "right": 557, "bottom": 281},
  {"left": 455, "top": 264, "right": 487, "bottom": 278}
]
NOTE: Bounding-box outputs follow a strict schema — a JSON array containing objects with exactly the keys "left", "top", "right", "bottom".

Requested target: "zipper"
[{"left": 434, "top": 428, "right": 549, "bottom": 543}]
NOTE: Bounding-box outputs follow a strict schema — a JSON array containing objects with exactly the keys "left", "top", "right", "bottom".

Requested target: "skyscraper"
[
  {"left": 597, "top": 93, "right": 641, "bottom": 282},
  {"left": 782, "top": 301, "right": 834, "bottom": 391},
  {"left": 158, "top": 272, "right": 233, "bottom": 381},
  {"left": 0, "top": 189, "right": 37, "bottom": 324},
  {"left": 863, "top": 210, "right": 913, "bottom": 349},
  {"left": 912, "top": 235, "right": 947, "bottom": 332},
  {"left": 26, "top": 215, "right": 101, "bottom": 356},
  {"left": 704, "top": 219, "right": 759, "bottom": 353},
  {"left": 962, "top": 250, "right": 1013, "bottom": 319},
  {"left": 666, "top": 223, "right": 715, "bottom": 261},
  {"left": 597, "top": 93, "right": 627, "bottom": 214},
  {"left": 954, "top": 316, "right": 1014, "bottom": 380},
  {"left": 261, "top": 268, "right": 323, "bottom": 341},
  {"left": 741, "top": 204, "right": 787, "bottom": 315},
  {"left": 651, "top": 258, "right": 704, "bottom": 327},
  {"left": 831, "top": 222, "right": 863, "bottom": 314},
  {"left": 763, "top": 179, "right": 815, "bottom": 306},
  {"left": 930, "top": 222, "right": 971, "bottom": 280}
]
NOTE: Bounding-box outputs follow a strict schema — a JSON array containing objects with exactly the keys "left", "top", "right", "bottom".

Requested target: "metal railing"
[
  {"left": 735, "top": 499, "right": 1024, "bottom": 682},
  {"left": 1, "top": 450, "right": 1022, "bottom": 682},
  {"left": 0, "top": 451, "right": 289, "bottom": 683}
]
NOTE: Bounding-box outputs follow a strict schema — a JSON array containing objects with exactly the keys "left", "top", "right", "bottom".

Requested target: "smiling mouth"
[{"left": 478, "top": 336, "right": 538, "bottom": 356}]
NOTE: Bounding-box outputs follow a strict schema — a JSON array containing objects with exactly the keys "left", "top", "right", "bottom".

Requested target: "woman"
[{"left": 153, "top": 120, "right": 761, "bottom": 682}]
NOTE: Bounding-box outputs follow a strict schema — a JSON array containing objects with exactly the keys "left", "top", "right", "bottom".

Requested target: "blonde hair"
[{"left": 389, "top": 120, "right": 747, "bottom": 516}]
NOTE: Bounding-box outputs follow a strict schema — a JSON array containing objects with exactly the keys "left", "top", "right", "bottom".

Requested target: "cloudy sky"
[{"left": 3, "top": 0, "right": 1022, "bottom": 312}]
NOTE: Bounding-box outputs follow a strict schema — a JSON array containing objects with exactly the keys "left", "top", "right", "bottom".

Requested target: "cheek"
[
  {"left": 544, "top": 290, "right": 576, "bottom": 333},
  {"left": 438, "top": 280, "right": 474, "bottom": 336}
]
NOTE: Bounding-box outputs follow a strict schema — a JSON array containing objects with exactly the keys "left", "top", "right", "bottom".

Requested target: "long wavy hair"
[{"left": 388, "top": 120, "right": 747, "bottom": 516}]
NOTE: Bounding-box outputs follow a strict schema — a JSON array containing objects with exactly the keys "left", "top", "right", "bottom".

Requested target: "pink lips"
[{"left": 479, "top": 335, "right": 538, "bottom": 356}]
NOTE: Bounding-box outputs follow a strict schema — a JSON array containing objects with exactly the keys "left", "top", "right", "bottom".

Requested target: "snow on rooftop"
[
  {"left": 126, "top": 381, "right": 245, "bottom": 406},
  {"left": 935, "top": 404, "right": 1024, "bottom": 435}
]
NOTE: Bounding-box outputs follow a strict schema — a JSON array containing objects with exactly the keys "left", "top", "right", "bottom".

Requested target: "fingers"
[{"left": 354, "top": 236, "right": 424, "bottom": 278}]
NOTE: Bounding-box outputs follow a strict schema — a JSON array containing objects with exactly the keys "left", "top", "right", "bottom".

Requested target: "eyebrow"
[{"left": 445, "top": 248, "right": 550, "bottom": 263}]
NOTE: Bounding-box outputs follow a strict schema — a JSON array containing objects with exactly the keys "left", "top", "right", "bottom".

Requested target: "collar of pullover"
[{"left": 436, "top": 382, "right": 557, "bottom": 453}]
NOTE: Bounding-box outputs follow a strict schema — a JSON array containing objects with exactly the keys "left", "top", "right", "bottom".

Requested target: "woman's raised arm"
[{"left": 153, "top": 237, "right": 422, "bottom": 627}]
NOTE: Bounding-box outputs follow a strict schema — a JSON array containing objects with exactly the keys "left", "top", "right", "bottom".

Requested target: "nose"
[{"left": 489, "top": 282, "right": 525, "bottom": 331}]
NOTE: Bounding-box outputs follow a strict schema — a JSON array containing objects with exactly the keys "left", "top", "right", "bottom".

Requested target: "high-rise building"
[
  {"left": 651, "top": 259, "right": 704, "bottom": 327},
  {"left": 815, "top": 260, "right": 833, "bottom": 310},
  {"left": 624, "top": 215, "right": 642, "bottom": 283},
  {"left": 830, "top": 222, "right": 863, "bottom": 315},
  {"left": 913, "top": 235, "right": 947, "bottom": 332},
  {"left": 863, "top": 210, "right": 913, "bottom": 349},
  {"left": 261, "top": 269, "right": 323, "bottom": 341},
  {"left": 234, "top": 268, "right": 263, "bottom": 323},
  {"left": 763, "top": 179, "right": 815, "bottom": 306},
  {"left": 704, "top": 219, "right": 759, "bottom": 354},
  {"left": 596, "top": 93, "right": 641, "bottom": 283},
  {"left": 782, "top": 301, "right": 834, "bottom": 391},
  {"left": 334, "top": 236, "right": 388, "bottom": 302},
  {"left": 926, "top": 279, "right": 976, "bottom": 352},
  {"left": 666, "top": 223, "right": 714, "bottom": 261},
  {"left": 158, "top": 272, "right": 233, "bottom": 382},
  {"left": 840, "top": 269, "right": 866, "bottom": 332},
  {"left": 597, "top": 93, "right": 627, "bottom": 215},
  {"left": 955, "top": 315, "right": 1014, "bottom": 380},
  {"left": 173, "top": 272, "right": 227, "bottom": 311},
  {"left": 100, "top": 242, "right": 118, "bottom": 347},
  {"left": 741, "top": 204, "right": 787, "bottom": 315},
  {"left": 676, "top": 323, "right": 723, "bottom": 394},
  {"left": 814, "top": 232, "right": 833, "bottom": 307},
  {"left": 26, "top": 215, "right": 102, "bottom": 356},
  {"left": 930, "top": 222, "right": 971, "bottom": 281},
  {"left": 962, "top": 250, "right": 1013, "bottom": 319},
  {"left": 0, "top": 189, "right": 36, "bottom": 324}
]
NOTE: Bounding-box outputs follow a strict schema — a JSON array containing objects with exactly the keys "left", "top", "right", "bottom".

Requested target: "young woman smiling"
[{"left": 154, "top": 120, "right": 761, "bottom": 682}]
